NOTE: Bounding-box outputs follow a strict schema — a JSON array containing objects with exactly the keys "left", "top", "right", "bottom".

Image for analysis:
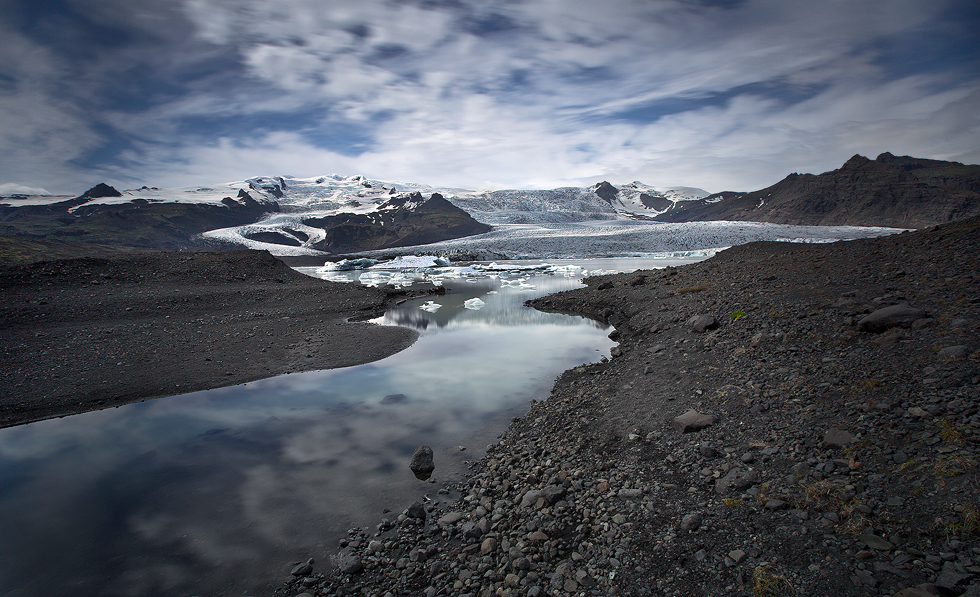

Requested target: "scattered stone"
[
  {"left": 715, "top": 468, "right": 759, "bottom": 495},
  {"left": 689, "top": 314, "right": 719, "bottom": 332},
  {"left": 335, "top": 555, "right": 363, "bottom": 575},
  {"left": 409, "top": 445, "right": 435, "bottom": 480},
  {"left": 437, "top": 512, "right": 463, "bottom": 526},
  {"left": 764, "top": 499, "right": 788, "bottom": 511},
  {"left": 480, "top": 536, "right": 497, "bottom": 555},
  {"left": 937, "top": 345, "right": 970, "bottom": 360},
  {"left": 935, "top": 562, "right": 973, "bottom": 592},
  {"left": 672, "top": 409, "right": 718, "bottom": 433},
  {"left": 405, "top": 501, "right": 427, "bottom": 520},
  {"left": 857, "top": 304, "right": 928, "bottom": 333},
  {"left": 680, "top": 513, "right": 702, "bottom": 531},
  {"left": 290, "top": 559, "right": 313, "bottom": 576},
  {"left": 820, "top": 428, "right": 855, "bottom": 449},
  {"left": 858, "top": 534, "right": 894, "bottom": 551}
]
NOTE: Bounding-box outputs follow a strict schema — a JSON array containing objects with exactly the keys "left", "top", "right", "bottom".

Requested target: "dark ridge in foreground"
[
  {"left": 0, "top": 250, "right": 428, "bottom": 428},
  {"left": 284, "top": 217, "right": 980, "bottom": 597}
]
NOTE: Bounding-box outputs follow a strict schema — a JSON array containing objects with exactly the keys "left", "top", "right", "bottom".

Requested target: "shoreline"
[
  {"left": 0, "top": 250, "right": 428, "bottom": 429},
  {"left": 283, "top": 218, "right": 979, "bottom": 597}
]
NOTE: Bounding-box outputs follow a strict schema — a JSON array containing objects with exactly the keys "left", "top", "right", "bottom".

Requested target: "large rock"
[
  {"left": 672, "top": 409, "right": 718, "bottom": 433},
  {"left": 821, "top": 428, "right": 855, "bottom": 449},
  {"left": 335, "top": 555, "right": 363, "bottom": 575},
  {"left": 409, "top": 445, "right": 435, "bottom": 480},
  {"left": 405, "top": 501, "right": 427, "bottom": 520},
  {"left": 937, "top": 345, "right": 970, "bottom": 360},
  {"left": 689, "top": 315, "right": 719, "bottom": 333},
  {"left": 715, "top": 468, "right": 759, "bottom": 494},
  {"left": 857, "top": 304, "right": 928, "bottom": 333}
]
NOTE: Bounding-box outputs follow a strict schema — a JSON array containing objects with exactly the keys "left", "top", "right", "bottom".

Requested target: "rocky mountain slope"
[
  {"left": 282, "top": 216, "right": 980, "bottom": 597},
  {"left": 0, "top": 183, "right": 279, "bottom": 252},
  {"left": 302, "top": 192, "right": 491, "bottom": 254},
  {"left": 653, "top": 153, "right": 980, "bottom": 228}
]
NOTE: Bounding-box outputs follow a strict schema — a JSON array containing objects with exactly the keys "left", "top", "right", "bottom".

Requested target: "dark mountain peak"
[
  {"left": 653, "top": 152, "right": 980, "bottom": 228},
  {"left": 841, "top": 154, "right": 872, "bottom": 169},
  {"left": 82, "top": 183, "right": 122, "bottom": 198},
  {"left": 591, "top": 181, "right": 619, "bottom": 204}
]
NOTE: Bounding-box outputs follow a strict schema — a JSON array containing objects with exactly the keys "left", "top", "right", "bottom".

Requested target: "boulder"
[
  {"left": 937, "top": 345, "right": 970, "bottom": 360},
  {"left": 821, "top": 428, "right": 855, "bottom": 449},
  {"left": 335, "top": 555, "right": 363, "bottom": 575},
  {"left": 857, "top": 304, "right": 927, "bottom": 332},
  {"left": 409, "top": 445, "right": 435, "bottom": 480},
  {"left": 672, "top": 409, "right": 718, "bottom": 433},
  {"left": 715, "top": 468, "right": 759, "bottom": 494},
  {"left": 689, "top": 315, "right": 719, "bottom": 332},
  {"left": 405, "top": 501, "right": 427, "bottom": 520},
  {"left": 540, "top": 485, "right": 567, "bottom": 505}
]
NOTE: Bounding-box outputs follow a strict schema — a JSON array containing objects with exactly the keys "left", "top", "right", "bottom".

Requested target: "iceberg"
[
  {"left": 318, "top": 258, "right": 380, "bottom": 271},
  {"left": 370, "top": 255, "right": 451, "bottom": 269},
  {"left": 463, "top": 298, "right": 486, "bottom": 310},
  {"left": 419, "top": 301, "right": 442, "bottom": 312}
]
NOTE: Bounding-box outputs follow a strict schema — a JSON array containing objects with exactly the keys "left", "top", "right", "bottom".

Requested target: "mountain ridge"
[
  {"left": 651, "top": 152, "right": 980, "bottom": 228},
  {"left": 1, "top": 152, "right": 977, "bottom": 262}
]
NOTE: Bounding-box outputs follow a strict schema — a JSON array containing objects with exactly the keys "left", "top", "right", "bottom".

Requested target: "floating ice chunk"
[
  {"left": 463, "top": 298, "right": 486, "bottom": 310},
  {"left": 319, "top": 258, "right": 379, "bottom": 271},
  {"left": 370, "top": 255, "right": 451, "bottom": 269},
  {"left": 419, "top": 301, "right": 442, "bottom": 312}
]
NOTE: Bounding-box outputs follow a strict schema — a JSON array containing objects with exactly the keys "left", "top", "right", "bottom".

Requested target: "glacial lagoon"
[{"left": 0, "top": 256, "right": 707, "bottom": 597}]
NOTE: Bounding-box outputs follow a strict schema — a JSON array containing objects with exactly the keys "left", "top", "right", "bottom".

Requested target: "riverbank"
[
  {"left": 289, "top": 218, "right": 979, "bottom": 596},
  {"left": 0, "top": 250, "right": 425, "bottom": 428}
]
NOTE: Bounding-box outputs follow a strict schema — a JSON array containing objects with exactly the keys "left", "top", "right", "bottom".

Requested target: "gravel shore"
[
  {"left": 0, "top": 250, "right": 424, "bottom": 428},
  {"left": 282, "top": 218, "right": 980, "bottom": 597}
]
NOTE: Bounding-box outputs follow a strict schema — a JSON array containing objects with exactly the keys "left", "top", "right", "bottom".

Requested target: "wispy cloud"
[{"left": 1, "top": 0, "right": 977, "bottom": 194}]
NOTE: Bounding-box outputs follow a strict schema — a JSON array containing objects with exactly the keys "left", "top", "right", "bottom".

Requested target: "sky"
[{"left": 0, "top": 0, "right": 978, "bottom": 196}]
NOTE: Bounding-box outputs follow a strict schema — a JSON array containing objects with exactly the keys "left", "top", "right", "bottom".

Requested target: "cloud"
[
  {"left": 0, "top": 0, "right": 977, "bottom": 193},
  {"left": 0, "top": 183, "right": 51, "bottom": 195}
]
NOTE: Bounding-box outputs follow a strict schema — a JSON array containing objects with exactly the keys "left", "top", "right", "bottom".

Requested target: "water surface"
[{"left": 0, "top": 256, "right": 707, "bottom": 596}]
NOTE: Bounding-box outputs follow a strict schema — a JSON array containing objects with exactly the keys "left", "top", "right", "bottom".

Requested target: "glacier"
[{"left": 4, "top": 171, "right": 908, "bottom": 260}]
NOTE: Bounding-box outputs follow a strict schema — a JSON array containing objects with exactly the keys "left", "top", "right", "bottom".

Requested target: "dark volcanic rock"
[
  {"left": 857, "top": 304, "right": 928, "bottom": 332},
  {"left": 283, "top": 216, "right": 980, "bottom": 597},
  {"left": 653, "top": 152, "right": 980, "bottom": 227},
  {"left": 409, "top": 445, "right": 435, "bottom": 480},
  {"left": 82, "top": 183, "right": 122, "bottom": 198},
  {"left": 672, "top": 409, "right": 718, "bottom": 433},
  {"left": 307, "top": 192, "right": 490, "bottom": 254}
]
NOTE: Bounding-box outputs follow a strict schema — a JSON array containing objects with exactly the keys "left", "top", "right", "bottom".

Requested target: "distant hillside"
[
  {"left": 0, "top": 235, "right": 145, "bottom": 265},
  {"left": 0, "top": 184, "right": 279, "bottom": 253},
  {"left": 302, "top": 192, "right": 491, "bottom": 254},
  {"left": 654, "top": 153, "right": 980, "bottom": 228}
]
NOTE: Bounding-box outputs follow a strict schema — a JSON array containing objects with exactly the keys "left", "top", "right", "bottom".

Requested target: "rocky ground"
[
  {"left": 0, "top": 250, "right": 426, "bottom": 428},
  {"left": 278, "top": 218, "right": 980, "bottom": 597}
]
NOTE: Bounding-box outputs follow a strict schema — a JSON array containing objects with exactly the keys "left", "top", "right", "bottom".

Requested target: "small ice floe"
[
  {"left": 473, "top": 262, "right": 553, "bottom": 272},
  {"left": 463, "top": 297, "right": 486, "bottom": 310},
  {"left": 370, "top": 255, "right": 451, "bottom": 269},
  {"left": 419, "top": 301, "right": 442, "bottom": 312},
  {"left": 318, "top": 258, "right": 379, "bottom": 272}
]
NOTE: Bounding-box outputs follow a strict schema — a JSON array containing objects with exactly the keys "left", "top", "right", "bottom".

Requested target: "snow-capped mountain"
[{"left": 445, "top": 181, "right": 709, "bottom": 225}]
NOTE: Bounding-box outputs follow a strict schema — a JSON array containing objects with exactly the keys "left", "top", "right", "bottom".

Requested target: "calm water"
[{"left": 0, "top": 256, "right": 705, "bottom": 597}]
